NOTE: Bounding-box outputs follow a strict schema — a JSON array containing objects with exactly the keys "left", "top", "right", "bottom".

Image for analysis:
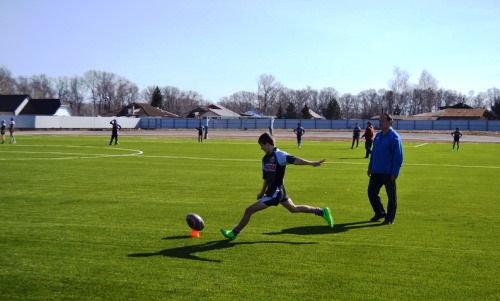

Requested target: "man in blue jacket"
[{"left": 367, "top": 113, "right": 403, "bottom": 225}]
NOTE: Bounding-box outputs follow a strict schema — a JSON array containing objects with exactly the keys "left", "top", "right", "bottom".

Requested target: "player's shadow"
[
  {"left": 264, "top": 221, "right": 383, "bottom": 236},
  {"left": 128, "top": 239, "right": 316, "bottom": 263}
]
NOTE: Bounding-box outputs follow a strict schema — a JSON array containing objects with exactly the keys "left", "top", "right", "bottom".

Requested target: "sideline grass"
[{"left": 0, "top": 135, "right": 499, "bottom": 300}]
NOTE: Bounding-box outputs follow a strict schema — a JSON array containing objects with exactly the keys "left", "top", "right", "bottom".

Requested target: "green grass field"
[{"left": 1, "top": 134, "right": 499, "bottom": 300}]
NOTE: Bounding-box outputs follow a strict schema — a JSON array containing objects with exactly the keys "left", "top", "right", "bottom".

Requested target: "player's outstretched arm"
[{"left": 294, "top": 158, "right": 325, "bottom": 167}]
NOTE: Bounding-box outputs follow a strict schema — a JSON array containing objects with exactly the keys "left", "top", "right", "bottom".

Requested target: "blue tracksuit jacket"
[{"left": 368, "top": 128, "right": 403, "bottom": 178}]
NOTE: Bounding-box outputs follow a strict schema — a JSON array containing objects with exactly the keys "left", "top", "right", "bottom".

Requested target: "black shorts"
[{"left": 261, "top": 186, "right": 289, "bottom": 206}]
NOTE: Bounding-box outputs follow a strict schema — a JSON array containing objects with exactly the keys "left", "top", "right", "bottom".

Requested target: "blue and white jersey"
[
  {"left": 294, "top": 126, "right": 305, "bottom": 138},
  {"left": 262, "top": 148, "right": 296, "bottom": 195}
]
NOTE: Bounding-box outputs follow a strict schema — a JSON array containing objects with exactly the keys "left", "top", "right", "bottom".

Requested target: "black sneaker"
[
  {"left": 370, "top": 212, "right": 386, "bottom": 222},
  {"left": 383, "top": 220, "right": 393, "bottom": 225}
]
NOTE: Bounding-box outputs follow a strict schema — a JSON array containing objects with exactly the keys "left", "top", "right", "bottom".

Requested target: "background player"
[
  {"left": 293, "top": 123, "right": 305, "bottom": 148},
  {"left": 451, "top": 127, "right": 463, "bottom": 151}
]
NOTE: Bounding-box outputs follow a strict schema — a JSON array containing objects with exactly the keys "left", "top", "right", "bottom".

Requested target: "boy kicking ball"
[{"left": 221, "top": 133, "right": 333, "bottom": 240}]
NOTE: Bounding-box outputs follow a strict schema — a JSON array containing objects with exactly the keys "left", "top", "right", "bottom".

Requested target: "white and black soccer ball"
[{"left": 186, "top": 213, "right": 205, "bottom": 231}]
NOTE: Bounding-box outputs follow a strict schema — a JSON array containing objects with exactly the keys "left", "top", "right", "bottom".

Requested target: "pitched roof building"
[
  {"left": 186, "top": 104, "right": 240, "bottom": 118},
  {"left": 19, "top": 99, "right": 61, "bottom": 115},
  {"left": 102, "top": 102, "right": 178, "bottom": 118},
  {"left": 412, "top": 108, "right": 486, "bottom": 120},
  {"left": 0, "top": 95, "right": 30, "bottom": 115}
]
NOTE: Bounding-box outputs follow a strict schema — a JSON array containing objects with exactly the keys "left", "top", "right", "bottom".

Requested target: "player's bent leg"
[{"left": 221, "top": 201, "right": 269, "bottom": 240}]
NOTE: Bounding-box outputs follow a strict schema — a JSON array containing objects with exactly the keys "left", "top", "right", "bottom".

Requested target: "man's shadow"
[
  {"left": 263, "top": 221, "right": 383, "bottom": 236},
  {"left": 128, "top": 239, "right": 317, "bottom": 263}
]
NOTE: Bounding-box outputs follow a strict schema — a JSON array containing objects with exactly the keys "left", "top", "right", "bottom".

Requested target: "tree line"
[{"left": 1, "top": 65, "right": 499, "bottom": 119}]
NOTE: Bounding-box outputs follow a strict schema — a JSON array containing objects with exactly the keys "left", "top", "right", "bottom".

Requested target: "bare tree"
[
  {"left": 339, "top": 93, "right": 356, "bottom": 119},
  {"left": 291, "top": 89, "right": 310, "bottom": 114},
  {"left": 472, "top": 92, "right": 487, "bottom": 108},
  {"left": 69, "top": 76, "right": 86, "bottom": 115},
  {"left": 318, "top": 87, "right": 339, "bottom": 113},
  {"left": 388, "top": 66, "right": 411, "bottom": 94},
  {"left": 418, "top": 70, "right": 438, "bottom": 90},
  {"left": 358, "top": 89, "right": 381, "bottom": 119},
  {"left": 141, "top": 86, "right": 158, "bottom": 103},
  {"left": 179, "top": 90, "right": 205, "bottom": 116},
  {"left": 30, "top": 74, "right": 54, "bottom": 99},
  {"left": 161, "top": 86, "right": 206, "bottom": 116},
  {"left": 95, "top": 71, "right": 116, "bottom": 114},
  {"left": 257, "top": 74, "right": 282, "bottom": 115},
  {"left": 0, "top": 66, "right": 15, "bottom": 94},
  {"left": 162, "top": 86, "right": 182, "bottom": 114},
  {"left": 15, "top": 76, "right": 31, "bottom": 95},
  {"left": 83, "top": 70, "right": 100, "bottom": 116},
  {"left": 114, "top": 78, "right": 138, "bottom": 109},
  {"left": 486, "top": 87, "right": 500, "bottom": 108},
  {"left": 219, "top": 91, "right": 257, "bottom": 113}
]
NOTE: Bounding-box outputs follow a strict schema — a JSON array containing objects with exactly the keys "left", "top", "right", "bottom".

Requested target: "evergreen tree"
[
  {"left": 491, "top": 100, "right": 500, "bottom": 119},
  {"left": 321, "top": 98, "right": 341, "bottom": 119},
  {"left": 300, "top": 105, "right": 313, "bottom": 119},
  {"left": 276, "top": 105, "right": 285, "bottom": 119},
  {"left": 150, "top": 86, "right": 163, "bottom": 109},
  {"left": 285, "top": 102, "right": 298, "bottom": 119}
]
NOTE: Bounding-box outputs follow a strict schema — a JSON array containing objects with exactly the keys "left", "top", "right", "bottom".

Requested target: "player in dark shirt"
[
  {"left": 293, "top": 123, "right": 305, "bottom": 148},
  {"left": 196, "top": 125, "right": 204, "bottom": 143},
  {"left": 351, "top": 123, "right": 361, "bottom": 149},
  {"left": 109, "top": 119, "right": 121, "bottom": 145},
  {"left": 221, "top": 133, "right": 333, "bottom": 240},
  {"left": 1, "top": 120, "right": 6, "bottom": 144},
  {"left": 451, "top": 128, "right": 463, "bottom": 151}
]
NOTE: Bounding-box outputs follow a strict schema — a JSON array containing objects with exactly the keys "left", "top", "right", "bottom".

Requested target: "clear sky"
[{"left": 1, "top": 0, "right": 499, "bottom": 101}]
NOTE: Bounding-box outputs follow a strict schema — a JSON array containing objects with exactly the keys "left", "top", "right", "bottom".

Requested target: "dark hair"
[
  {"left": 383, "top": 113, "right": 393, "bottom": 122},
  {"left": 258, "top": 133, "right": 275, "bottom": 146}
]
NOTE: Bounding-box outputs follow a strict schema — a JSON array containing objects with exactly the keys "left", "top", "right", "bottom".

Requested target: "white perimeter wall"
[{"left": 0, "top": 115, "right": 141, "bottom": 129}]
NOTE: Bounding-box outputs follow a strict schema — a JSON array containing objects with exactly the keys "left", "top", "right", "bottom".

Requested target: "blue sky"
[{"left": 1, "top": 0, "right": 499, "bottom": 101}]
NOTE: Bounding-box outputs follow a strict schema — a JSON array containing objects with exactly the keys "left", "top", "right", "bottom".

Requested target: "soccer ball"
[{"left": 186, "top": 213, "right": 205, "bottom": 231}]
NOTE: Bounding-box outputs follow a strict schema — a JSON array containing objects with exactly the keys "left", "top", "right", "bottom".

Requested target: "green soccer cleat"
[
  {"left": 220, "top": 229, "right": 236, "bottom": 240},
  {"left": 322, "top": 207, "right": 334, "bottom": 228}
]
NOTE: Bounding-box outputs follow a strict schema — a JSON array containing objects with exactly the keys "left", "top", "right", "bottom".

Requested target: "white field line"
[
  {"left": 414, "top": 143, "right": 428, "bottom": 147},
  {"left": 1, "top": 145, "right": 498, "bottom": 169},
  {"left": 0, "top": 145, "right": 143, "bottom": 160},
  {"left": 138, "top": 155, "right": 500, "bottom": 169}
]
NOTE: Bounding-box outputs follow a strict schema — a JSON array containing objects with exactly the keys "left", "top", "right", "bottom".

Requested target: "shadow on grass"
[
  {"left": 264, "top": 221, "right": 383, "bottom": 236},
  {"left": 128, "top": 240, "right": 316, "bottom": 263}
]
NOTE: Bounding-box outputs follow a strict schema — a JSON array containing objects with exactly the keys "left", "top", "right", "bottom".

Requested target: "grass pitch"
[{"left": 0, "top": 134, "right": 499, "bottom": 300}]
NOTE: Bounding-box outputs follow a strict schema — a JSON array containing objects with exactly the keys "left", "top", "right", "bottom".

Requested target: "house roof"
[
  {"left": 0, "top": 95, "right": 30, "bottom": 114},
  {"left": 413, "top": 108, "right": 485, "bottom": 119},
  {"left": 186, "top": 107, "right": 206, "bottom": 118},
  {"left": 102, "top": 103, "right": 178, "bottom": 117},
  {"left": 20, "top": 99, "right": 61, "bottom": 115},
  {"left": 199, "top": 104, "right": 240, "bottom": 118},
  {"left": 309, "top": 109, "right": 324, "bottom": 119}
]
